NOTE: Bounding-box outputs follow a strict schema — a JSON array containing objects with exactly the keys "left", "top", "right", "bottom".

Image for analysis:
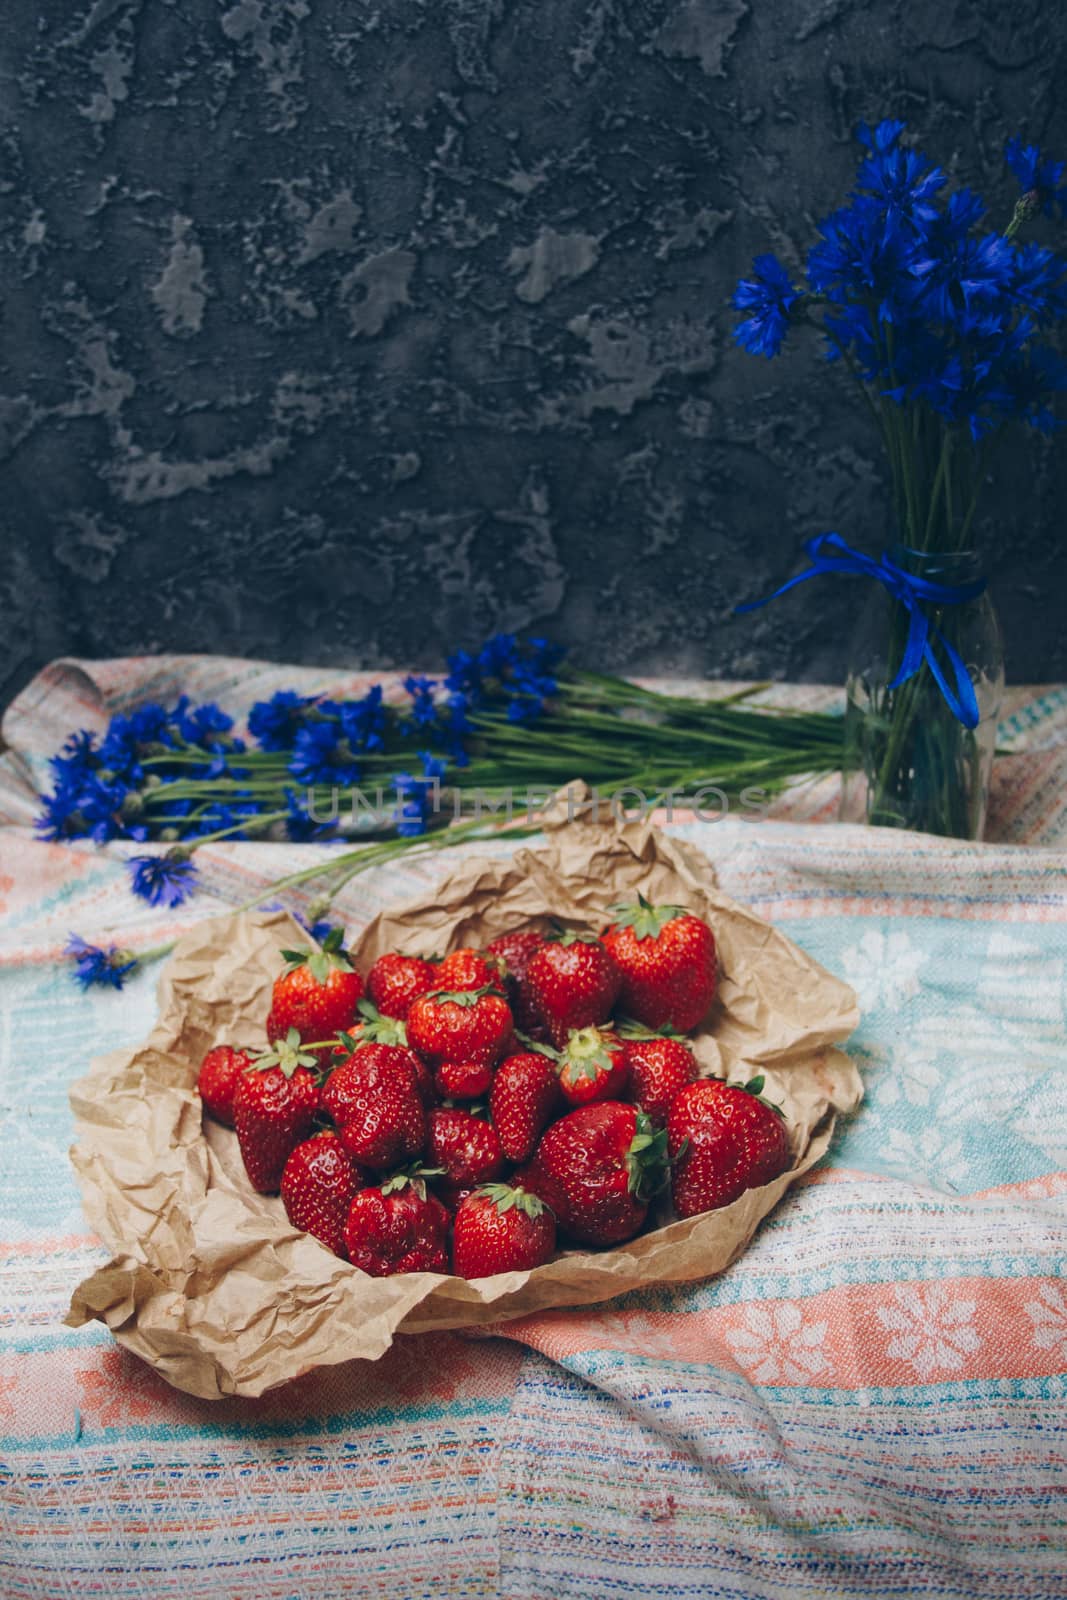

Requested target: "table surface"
[{"left": 2, "top": 656, "right": 1067, "bottom": 1600}]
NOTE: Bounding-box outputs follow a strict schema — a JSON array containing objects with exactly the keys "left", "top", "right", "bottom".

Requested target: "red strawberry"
[
  {"left": 436, "top": 948, "right": 506, "bottom": 994},
  {"left": 267, "top": 929, "right": 365, "bottom": 1062},
  {"left": 344, "top": 1172, "right": 450, "bottom": 1276},
  {"left": 322, "top": 1046, "right": 426, "bottom": 1169},
  {"left": 489, "top": 1050, "right": 562, "bottom": 1162},
  {"left": 667, "top": 1077, "right": 791, "bottom": 1218},
  {"left": 280, "top": 1131, "right": 366, "bottom": 1257},
  {"left": 527, "top": 1101, "right": 667, "bottom": 1246},
  {"left": 619, "top": 1024, "right": 699, "bottom": 1125},
  {"left": 452, "top": 1184, "right": 556, "bottom": 1278},
  {"left": 197, "top": 1044, "right": 252, "bottom": 1127},
  {"left": 555, "top": 1025, "right": 629, "bottom": 1107},
  {"left": 233, "top": 1036, "right": 322, "bottom": 1194},
  {"left": 434, "top": 1059, "right": 495, "bottom": 1100},
  {"left": 485, "top": 930, "right": 548, "bottom": 1034},
  {"left": 485, "top": 930, "right": 545, "bottom": 982},
  {"left": 525, "top": 932, "right": 621, "bottom": 1048},
  {"left": 330, "top": 1004, "right": 436, "bottom": 1107},
  {"left": 366, "top": 952, "right": 439, "bottom": 1019},
  {"left": 427, "top": 1107, "right": 504, "bottom": 1208},
  {"left": 602, "top": 897, "right": 717, "bottom": 1032},
  {"left": 406, "top": 987, "right": 513, "bottom": 1068}
]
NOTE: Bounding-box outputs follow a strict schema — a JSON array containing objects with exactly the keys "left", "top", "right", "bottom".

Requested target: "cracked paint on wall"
[{"left": 0, "top": 0, "right": 1065, "bottom": 706}]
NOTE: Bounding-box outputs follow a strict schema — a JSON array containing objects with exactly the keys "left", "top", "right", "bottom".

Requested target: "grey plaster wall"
[{"left": 1, "top": 0, "right": 1065, "bottom": 706}]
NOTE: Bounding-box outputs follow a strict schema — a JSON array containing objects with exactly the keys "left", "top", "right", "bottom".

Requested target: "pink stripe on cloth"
[{"left": 498, "top": 1272, "right": 1067, "bottom": 1388}]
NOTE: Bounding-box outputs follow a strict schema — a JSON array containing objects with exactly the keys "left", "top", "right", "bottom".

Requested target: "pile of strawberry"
[{"left": 196, "top": 903, "right": 792, "bottom": 1279}]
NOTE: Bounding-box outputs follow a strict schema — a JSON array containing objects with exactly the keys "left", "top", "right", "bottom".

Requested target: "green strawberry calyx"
[
  {"left": 353, "top": 999, "right": 409, "bottom": 1046},
  {"left": 739, "top": 1073, "right": 787, "bottom": 1119},
  {"left": 279, "top": 926, "right": 355, "bottom": 985},
  {"left": 476, "top": 1182, "right": 550, "bottom": 1220},
  {"left": 545, "top": 921, "right": 602, "bottom": 949},
  {"left": 558, "top": 1025, "right": 618, "bottom": 1083},
  {"left": 616, "top": 1017, "right": 684, "bottom": 1042},
  {"left": 607, "top": 893, "right": 689, "bottom": 941},
  {"left": 625, "top": 1109, "right": 670, "bottom": 1198},
  {"left": 248, "top": 1027, "right": 319, "bottom": 1080},
  {"left": 424, "top": 985, "right": 498, "bottom": 1009},
  {"left": 513, "top": 1030, "right": 560, "bottom": 1061},
  {"left": 381, "top": 1164, "right": 445, "bottom": 1200}
]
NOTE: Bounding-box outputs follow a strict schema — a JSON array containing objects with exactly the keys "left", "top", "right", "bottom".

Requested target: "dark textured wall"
[{"left": 2, "top": 0, "right": 1065, "bottom": 706}]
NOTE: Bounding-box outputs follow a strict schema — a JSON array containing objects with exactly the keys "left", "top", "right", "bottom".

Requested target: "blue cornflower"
[
  {"left": 420, "top": 752, "right": 448, "bottom": 782},
  {"left": 478, "top": 634, "right": 521, "bottom": 679},
  {"left": 392, "top": 771, "right": 439, "bottom": 837},
  {"left": 1009, "top": 242, "right": 1067, "bottom": 323},
  {"left": 403, "top": 675, "right": 440, "bottom": 729},
  {"left": 288, "top": 723, "right": 360, "bottom": 786},
  {"left": 66, "top": 935, "right": 137, "bottom": 991},
  {"left": 36, "top": 784, "right": 87, "bottom": 841},
  {"left": 48, "top": 729, "right": 98, "bottom": 786},
  {"left": 1005, "top": 137, "right": 1067, "bottom": 219},
  {"left": 282, "top": 788, "right": 337, "bottom": 842},
  {"left": 525, "top": 637, "right": 567, "bottom": 675},
  {"left": 128, "top": 703, "right": 175, "bottom": 746},
  {"left": 339, "top": 686, "right": 386, "bottom": 753},
  {"left": 909, "top": 229, "right": 1014, "bottom": 322},
  {"left": 445, "top": 648, "right": 482, "bottom": 701},
  {"left": 76, "top": 774, "right": 133, "bottom": 844},
  {"left": 856, "top": 142, "right": 944, "bottom": 224},
  {"left": 856, "top": 118, "right": 906, "bottom": 154},
  {"left": 808, "top": 199, "right": 916, "bottom": 322},
  {"left": 98, "top": 716, "right": 145, "bottom": 784},
  {"left": 248, "top": 691, "right": 312, "bottom": 751},
  {"left": 505, "top": 660, "right": 558, "bottom": 724},
  {"left": 733, "top": 254, "right": 800, "bottom": 357},
  {"left": 127, "top": 853, "right": 199, "bottom": 908},
  {"left": 177, "top": 701, "right": 234, "bottom": 746},
  {"left": 444, "top": 692, "right": 473, "bottom": 767},
  {"left": 823, "top": 302, "right": 889, "bottom": 381}
]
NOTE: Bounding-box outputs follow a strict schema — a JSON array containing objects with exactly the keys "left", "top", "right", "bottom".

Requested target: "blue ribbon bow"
[{"left": 735, "top": 533, "right": 987, "bottom": 729}]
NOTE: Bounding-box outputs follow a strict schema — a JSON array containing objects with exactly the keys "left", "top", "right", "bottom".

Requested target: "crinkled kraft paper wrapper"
[{"left": 67, "top": 803, "right": 861, "bottom": 1399}]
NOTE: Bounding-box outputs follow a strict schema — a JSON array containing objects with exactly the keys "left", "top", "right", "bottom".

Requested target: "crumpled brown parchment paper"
[{"left": 67, "top": 803, "right": 861, "bottom": 1398}]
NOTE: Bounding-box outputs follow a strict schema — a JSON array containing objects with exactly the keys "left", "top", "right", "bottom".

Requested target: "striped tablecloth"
[{"left": 2, "top": 657, "right": 1066, "bottom": 1599}]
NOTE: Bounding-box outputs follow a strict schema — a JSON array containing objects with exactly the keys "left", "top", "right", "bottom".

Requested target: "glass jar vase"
[{"left": 840, "top": 545, "right": 1004, "bottom": 839}]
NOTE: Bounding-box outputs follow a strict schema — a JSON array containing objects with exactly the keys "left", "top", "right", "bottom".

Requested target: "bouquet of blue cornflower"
[
  {"left": 733, "top": 121, "right": 1067, "bottom": 837},
  {"left": 43, "top": 636, "right": 842, "bottom": 988}
]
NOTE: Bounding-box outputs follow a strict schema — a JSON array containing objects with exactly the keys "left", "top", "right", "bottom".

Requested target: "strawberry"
[
  {"left": 485, "top": 930, "right": 547, "bottom": 1034},
  {"left": 602, "top": 897, "right": 716, "bottom": 1032},
  {"left": 280, "top": 1131, "right": 366, "bottom": 1257},
  {"left": 427, "top": 1107, "right": 504, "bottom": 1208},
  {"left": 555, "top": 1025, "right": 629, "bottom": 1107},
  {"left": 434, "top": 1059, "right": 495, "bottom": 1100},
  {"left": 196, "top": 1044, "right": 252, "bottom": 1127},
  {"left": 267, "top": 929, "right": 365, "bottom": 1063},
  {"left": 527, "top": 1101, "right": 667, "bottom": 1246},
  {"left": 489, "top": 1050, "right": 562, "bottom": 1162},
  {"left": 525, "top": 932, "right": 621, "bottom": 1048},
  {"left": 344, "top": 1171, "right": 450, "bottom": 1277},
  {"left": 618, "top": 1023, "right": 699, "bottom": 1126},
  {"left": 322, "top": 1045, "right": 426, "bottom": 1169},
  {"left": 667, "top": 1076, "right": 791, "bottom": 1218},
  {"left": 485, "top": 930, "right": 546, "bottom": 983},
  {"left": 366, "top": 952, "right": 439, "bottom": 1019},
  {"left": 452, "top": 1184, "right": 556, "bottom": 1278},
  {"left": 331, "top": 1003, "right": 436, "bottom": 1107},
  {"left": 233, "top": 1033, "right": 322, "bottom": 1194},
  {"left": 436, "top": 948, "right": 506, "bottom": 994},
  {"left": 406, "top": 987, "right": 513, "bottom": 1068}
]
